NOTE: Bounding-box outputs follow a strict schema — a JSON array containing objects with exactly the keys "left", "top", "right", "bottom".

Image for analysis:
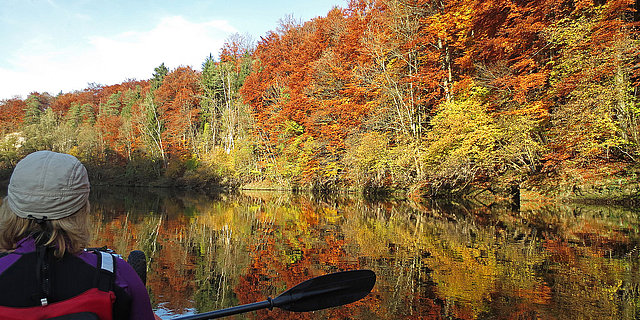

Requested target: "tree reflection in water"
[{"left": 88, "top": 188, "right": 640, "bottom": 319}]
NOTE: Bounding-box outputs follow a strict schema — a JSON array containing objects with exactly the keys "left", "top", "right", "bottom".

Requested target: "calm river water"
[{"left": 85, "top": 187, "right": 640, "bottom": 319}]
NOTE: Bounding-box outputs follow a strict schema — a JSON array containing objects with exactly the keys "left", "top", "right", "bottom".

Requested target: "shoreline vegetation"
[{"left": 1, "top": 0, "right": 639, "bottom": 206}]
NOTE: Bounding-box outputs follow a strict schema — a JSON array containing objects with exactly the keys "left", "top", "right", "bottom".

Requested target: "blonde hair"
[{"left": 0, "top": 198, "right": 91, "bottom": 258}]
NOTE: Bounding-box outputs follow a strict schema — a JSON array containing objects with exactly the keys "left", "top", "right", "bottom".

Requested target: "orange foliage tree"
[
  {"left": 0, "top": 98, "right": 26, "bottom": 134},
  {"left": 154, "top": 66, "right": 201, "bottom": 162}
]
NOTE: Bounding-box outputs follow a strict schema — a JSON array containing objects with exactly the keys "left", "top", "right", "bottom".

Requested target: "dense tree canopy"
[{"left": 1, "top": 0, "right": 638, "bottom": 197}]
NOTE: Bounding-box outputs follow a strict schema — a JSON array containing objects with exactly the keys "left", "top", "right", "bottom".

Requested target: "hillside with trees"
[{"left": 1, "top": 0, "right": 639, "bottom": 201}]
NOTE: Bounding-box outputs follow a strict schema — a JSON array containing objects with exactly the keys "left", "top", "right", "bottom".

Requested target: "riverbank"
[{"left": 2, "top": 155, "right": 639, "bottom": 208}]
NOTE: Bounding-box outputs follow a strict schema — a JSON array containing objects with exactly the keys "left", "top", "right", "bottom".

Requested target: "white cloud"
[{"left": 0, "top": 16, "right": 236, "bottom": 100}]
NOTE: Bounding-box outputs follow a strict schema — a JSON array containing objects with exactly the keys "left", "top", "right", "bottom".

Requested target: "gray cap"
[{"left": 7, "top": 150, "right": 90, "bottom": 220}]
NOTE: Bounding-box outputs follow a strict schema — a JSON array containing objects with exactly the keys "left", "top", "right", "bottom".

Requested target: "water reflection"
[{"left": 87, "top": 188, "right": 640, "bottom": 319}]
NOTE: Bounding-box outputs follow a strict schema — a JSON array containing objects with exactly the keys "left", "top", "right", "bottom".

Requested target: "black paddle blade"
[{"left": 272, "top": 269, "right": 376, "bottom": 312}]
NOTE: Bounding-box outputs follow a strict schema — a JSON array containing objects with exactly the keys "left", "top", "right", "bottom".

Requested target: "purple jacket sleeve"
[{"left": 114, "top": 257, "right": 156, "bottom": 320}]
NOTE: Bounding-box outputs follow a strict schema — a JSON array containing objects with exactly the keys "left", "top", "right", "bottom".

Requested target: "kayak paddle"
[{"left": 172, "top": 269, "right": 376, "bottom": 320}]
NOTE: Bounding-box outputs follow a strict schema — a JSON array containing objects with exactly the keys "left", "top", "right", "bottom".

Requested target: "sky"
[{"left": 0, "top": 0, "right": 345, "bottom": 101}]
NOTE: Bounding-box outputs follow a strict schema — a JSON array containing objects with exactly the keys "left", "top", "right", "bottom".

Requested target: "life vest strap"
[{"left": 92, "top": 249, "right": 116, "bottom": 293}]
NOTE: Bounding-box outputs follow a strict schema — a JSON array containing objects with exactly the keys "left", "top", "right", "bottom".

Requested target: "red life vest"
[{"left": 0, "top": 250, "right": 117, "bottom": 320}]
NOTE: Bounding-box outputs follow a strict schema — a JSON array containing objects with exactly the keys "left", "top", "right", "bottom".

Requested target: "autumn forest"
[{"left": 1, "top": 0, "right": 639, "bottom": 200}]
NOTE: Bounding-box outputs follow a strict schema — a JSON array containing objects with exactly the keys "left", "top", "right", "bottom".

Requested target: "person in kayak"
[{"left": 0, "top": 150, "right": 155, "bottom": 320}]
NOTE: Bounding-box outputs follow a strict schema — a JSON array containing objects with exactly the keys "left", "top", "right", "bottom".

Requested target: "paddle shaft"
[
  {"left": 171, "top": 269, "right": 376, "bottom": 320},
  {"left": 173, "top": 300, "right": 272, "bottom": 320}
]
